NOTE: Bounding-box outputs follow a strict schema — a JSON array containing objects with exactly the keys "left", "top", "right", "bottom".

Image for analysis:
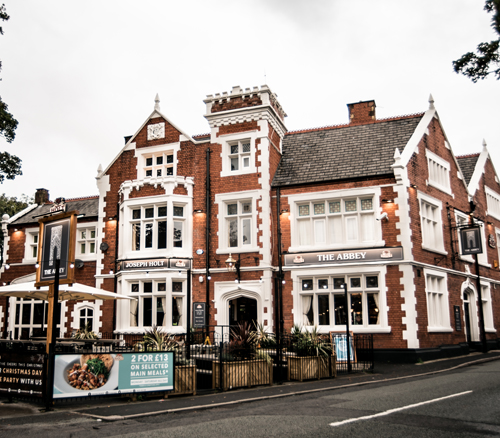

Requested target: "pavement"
[{"left": 1, "top": 350, "right": 499, "bottom": 423}]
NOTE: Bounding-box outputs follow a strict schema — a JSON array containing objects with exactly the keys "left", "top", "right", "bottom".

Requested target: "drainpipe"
[{"left": 205, "top": 148, "right": 212, "bottom": 329}]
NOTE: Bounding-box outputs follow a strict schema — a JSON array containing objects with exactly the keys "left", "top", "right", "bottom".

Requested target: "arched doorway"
[
  {"left": 463, "top": 288, "right": 478, "bottom": 342},
  {"left": 228, "top": 296, "right": 257, "bottom": 328}
]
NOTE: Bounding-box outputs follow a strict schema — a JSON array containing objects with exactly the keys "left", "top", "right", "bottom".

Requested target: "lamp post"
[{"left": 342, "top": 282, "right": 352, "bottom": 373}]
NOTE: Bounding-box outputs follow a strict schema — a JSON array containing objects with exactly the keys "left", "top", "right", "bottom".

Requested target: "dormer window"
[{"left": 143, "top": 152, "right": 174, "bottom": 178}]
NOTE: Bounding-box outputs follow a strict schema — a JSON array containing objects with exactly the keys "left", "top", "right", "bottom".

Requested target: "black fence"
[{"left": 0, "top": 328, "right": 373, "bottom": 403}]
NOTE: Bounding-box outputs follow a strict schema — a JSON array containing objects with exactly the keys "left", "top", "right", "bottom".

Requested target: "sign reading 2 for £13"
[{"left": 118, "top": 352, "right": 174, "bottom": 392}]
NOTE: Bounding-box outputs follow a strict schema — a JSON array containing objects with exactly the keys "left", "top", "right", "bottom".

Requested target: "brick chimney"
[
  {"left": 347, "top": 100, "right": 376, "bottom": 125},
  {"left": 35, "top": 188, "right": 50, "bottom": 205}
]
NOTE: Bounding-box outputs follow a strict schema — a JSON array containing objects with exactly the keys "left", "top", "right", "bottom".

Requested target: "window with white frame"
[
  {"left": 143, "top": 152, "right": 174, "bottom": 178},
  {"left": 296, "top": 197, "right": 376, "bottom": 248},
  {"left": 131, "top": 204, "right": 184, "bottom": 251},
  {"left": 300, "top": 274, "right": 381, "bottom": 328},
  {"left": 129, "top": 280, "right": 184, "bottom": 329},
  {"left": 485, "top": 186, "right": 500, "bottom": 221},
  {"left": 226, "top": 200, "right": 252, "bottom": 248},
  {"left": 481, "top": 283, "right": 494, "bottom": 330},
  {"left": 229, "top": 139, "right": 251, "bottom": 172},
  {"left": 12, "top": 298, "right": 62, "bottom": 339},
  {"left": 418, "top": 194, "right": 446, "bottom": 253},
  {"left": 76, "top": 227, "right": 96, "bottom": 257},
  {"left": 426, "top": 149, "right": 451, "bottom": 194},
  {"left": 28, "top": 231, "right": 38, "bottom": 260},
  {"left": 424, "top": 270, "right": 451, "bottom": 330},
  {"left": 78, "top": 306, "right": 94, "bottom": 330}
]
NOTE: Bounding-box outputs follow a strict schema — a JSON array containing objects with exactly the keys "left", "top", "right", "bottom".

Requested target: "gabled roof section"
[
  {"left": 11, "top": 197, "right": 99, "bottom": 226},
  {"left": 456, "top": 153, "right": 480, "bottom": 186},
  {"left": 461, "top": 140, "right": 499, "bottom": 196},
  {"left": 99, "top": 95, "right": 197, "bottom": 177},
  {"left": 272, "top": 114, "right": 424, "bottom": 187}
]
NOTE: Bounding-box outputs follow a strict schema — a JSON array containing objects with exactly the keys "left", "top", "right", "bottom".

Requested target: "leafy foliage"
[
  {"left": 0, "top": 193, "right": 33, "bottom": 265},
  {"left": 290, "top": 324, "right": 333, "bottom": 357},
  {"left": 453, "top": 0, "right": 500, "bottom": 82},
  {"left": 0, "top": 4, "right": 21, "bottom": 181},
  {"left": 72, "top": 323, "right": 98, "bottom": 340},
  {"left": 141, "top": 325, "right": 180, "bottom": 352}
]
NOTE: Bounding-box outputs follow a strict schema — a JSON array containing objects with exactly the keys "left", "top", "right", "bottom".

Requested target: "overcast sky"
[{"left": 0, "top": 0, "right": 498, "bottom": 201}]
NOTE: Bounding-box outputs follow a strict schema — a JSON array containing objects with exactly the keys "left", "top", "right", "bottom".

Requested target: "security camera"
[{"left": 376, "top": 212, "right": 388, "bottom": 221}]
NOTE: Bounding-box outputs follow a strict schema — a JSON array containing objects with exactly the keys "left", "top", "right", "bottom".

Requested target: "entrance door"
[
  {"left": 464, "top": 301, "right": 472, "bottom": 343},
  {"left": 228, "top": 297, "right": 257, "bottom": 328}
]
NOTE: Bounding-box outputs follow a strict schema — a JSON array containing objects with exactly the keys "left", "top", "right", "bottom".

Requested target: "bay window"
[
  {"left": 299, "top": 274, "right": 380, "bottom": 328},
  {"left": 129, "top": 279, "right": 185, "bottom": 329},
  {"left": 130, "top": 204, "right": 184, "bottom": 251}
]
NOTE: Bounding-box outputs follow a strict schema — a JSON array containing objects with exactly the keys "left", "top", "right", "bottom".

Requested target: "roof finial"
[
  {"left": 154, "top": 93, "right": 160, "bottom": 111},
  {"left": 428, "top": 94, "right": 435, "bottom": 110},
  {"left": 482, "top": 139, "right": 487, "bottom": 149}
]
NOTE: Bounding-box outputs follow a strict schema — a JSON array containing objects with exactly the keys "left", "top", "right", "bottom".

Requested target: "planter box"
[
  {"left": 166, "top": 364, "right": 196, "bottom": 396},
  {"left": 287, "top": 355, "right": 336, "bottom": 382},
  {"left": 212, "top": 359, "right": 273, "bottom": 390}
]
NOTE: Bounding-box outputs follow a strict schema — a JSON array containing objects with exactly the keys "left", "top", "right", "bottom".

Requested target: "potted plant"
[
  {"left": 212, "top": 322, "right": 272, "bottom": 390},
  {"left": 287, "top": 325, "right": 336, "bottom": 381},
  {"left": 141, "top": 325, "right": 197, "bottom": 396},
  {"left": 72, "top": 323, "right": 99, "bottom": 340}
]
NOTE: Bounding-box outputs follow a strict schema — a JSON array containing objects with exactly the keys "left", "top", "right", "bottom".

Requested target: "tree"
[
  {"left": 0, "top": 193, "right": 33, "bottom": 266},
  {"left": 453, "top": 0, "right": 500, "bottom": 82},
  {"left": 0, "top": 4, "right": 21, "bottom": 182}
]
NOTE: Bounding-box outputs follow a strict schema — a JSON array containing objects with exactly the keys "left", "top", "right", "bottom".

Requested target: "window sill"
[
  {"left": 421, "top": 246, "right": 448, "bottom": 256},
  {"left": 216, "top": 247, "right": 260, "bottom": 255},
  {"left": 316, "top": 326, "right": 391, "bottom": 334},
  {"left": 220, "top": 169, "right": 256, "bottom": 178},
  {"left": 485, "top": 328, "right": 497, "bottom": 334},
  {"left": 427, "top": 326, "right": 453, "bottom": 333},
  {"left": 289, "top": 241, "right": 385, "bottom": 254},
  {"left": 427, "top": 181, "right": 453, "bottom": 197}
]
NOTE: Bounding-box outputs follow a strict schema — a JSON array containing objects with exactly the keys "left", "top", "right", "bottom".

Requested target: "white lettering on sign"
[
  {"left": 124, "top": 260, "right": 166, "bottom": 269},
  {"left": 317, "top": 252, "right": 367, "bottom": 262}
]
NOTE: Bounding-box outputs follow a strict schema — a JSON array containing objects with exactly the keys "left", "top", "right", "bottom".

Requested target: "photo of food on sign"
[
  {"left": 54, "top": 353, "right": 122, "bottom": 397},
  {"left": 66, "top": 354, "right": 114, "bottom": 391}
]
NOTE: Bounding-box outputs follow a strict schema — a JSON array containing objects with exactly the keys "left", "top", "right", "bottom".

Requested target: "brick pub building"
[{"left": 1, "top": 86, "right": 499, "bottom": 361}]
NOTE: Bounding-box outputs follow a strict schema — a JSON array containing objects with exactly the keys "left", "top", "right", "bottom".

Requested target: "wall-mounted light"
[
  {"left": 376, "top": 212, "right": 389, "bottom": 221},
  {"left": 207, "top": 275, "right": 212, "bottom": 281},
  {"left": 199, "top": 276, "right": 204, "bottom": 283},
  {"left": 382, "top": 199, "right": 394, "bottom": 203},
  {"left": 280, "top": 209, "right": 289, "bottom": 214},
  {"left": 146, "top": 271, "right": 149, "bottom": 277},
  {"left": 70, "top": 262, "right": 75, "bottom": 269},
  {"left": 259, "top": 277, "right": 263, "bottom": 283},
  {"left": 410, "top": 184, "right": 417, "bottom": 189},
  {"left": 109, "top": 270, "right": 114, "bottom": 275},
  {"left": 4, "top": 264, "right": 9, "bottom": 270},
  {"left": 35, "top": 263, "right": 39, "bottom": 269},
  {"left": 193, "top": 209, "right": 203, "bottom": 214},
  {"left": 282, "top": 279, "right": 286, "bottom": 285},
  {"left": 225, "top": 254, "right": 237, "bottom": 272},
  {"left": 13, "top": 228, "right": 18, "bottom": 232}
]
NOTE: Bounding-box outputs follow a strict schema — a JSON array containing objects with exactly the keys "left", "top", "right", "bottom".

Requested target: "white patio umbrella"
[{"left": 0, "top": 281, "right": 135, "bottom": 301}]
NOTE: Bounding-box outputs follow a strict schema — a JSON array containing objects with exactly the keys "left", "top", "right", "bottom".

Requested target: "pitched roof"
[
  {"left": 456, "top": 154, "right": 480, "bottom": 186},
  {"left": 11, "top": 197, "right": 99, "bottom": 225},
  {"left": 272, "top": 114, "right": 424, "bottom": 187}
]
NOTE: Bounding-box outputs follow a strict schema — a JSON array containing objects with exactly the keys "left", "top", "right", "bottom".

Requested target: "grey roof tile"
[
  {"left": 456, "top": 155, "right": 480, "bottom": 186},
  {"left": 12, "top": 197, "right": 99, "bottom": 225},
  {"left": 272, "top": 116, "right": 424, "bottom": 187}
]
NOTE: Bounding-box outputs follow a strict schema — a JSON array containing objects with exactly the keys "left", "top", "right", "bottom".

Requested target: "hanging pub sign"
[
  {"left": 35, "top": 210, "right": 78, "bottom": 287},
  {"left": 460, "top": 227, "right": 483, "bottom": 256}
]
